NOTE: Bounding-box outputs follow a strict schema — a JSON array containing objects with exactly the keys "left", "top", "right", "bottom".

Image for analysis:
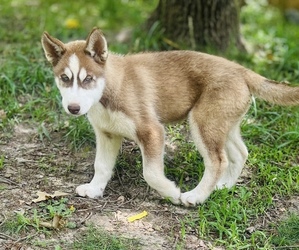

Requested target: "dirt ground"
[
  {"left": 0, "top": 123, "right": 215, "bottom": 250},
  {"left": 0, "top": 123, "right": 298, "bottom": 249}
]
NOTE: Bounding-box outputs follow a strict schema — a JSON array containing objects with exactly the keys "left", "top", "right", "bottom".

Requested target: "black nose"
[{"left": 68, "top": 104, "right": 80, "bottom": 114}]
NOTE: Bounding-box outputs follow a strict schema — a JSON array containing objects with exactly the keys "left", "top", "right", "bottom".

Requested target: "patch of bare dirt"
[{"left": 0, "top": 123, "right": 210, "bottom": 250}]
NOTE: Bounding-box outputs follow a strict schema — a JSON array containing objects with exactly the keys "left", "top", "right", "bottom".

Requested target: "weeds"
[
  {"left": 271, "top": 213, "right": 299, "bottom": 247},
  {"left": 0, "top": 155, "right": 4, "bottom": 170},
  {"left": 73, "top": 225, "right": 141, "bottom": 250},
  {"left": 2, "top": 198, "right": 75, "bottom": 235}
]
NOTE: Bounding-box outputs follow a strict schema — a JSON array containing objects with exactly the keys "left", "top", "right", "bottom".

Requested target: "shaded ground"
[
  {"left": 0, "top": 123, "right": 298, "bottom": 249},
  {"left": 0, "top": 123, "right": 212, "bottom": 250}
]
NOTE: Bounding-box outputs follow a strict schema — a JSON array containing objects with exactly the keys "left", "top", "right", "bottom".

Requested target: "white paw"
[
  {"left": 157, "top": 184, "right": 181, "bottom": 205},
  {"left": 76, "top": 183, "right": 104, "bottom": 198},
  {"left": 164, "top": 187, "right": 181, "bottom": 205},
  {"left": 180, "top": 190, "right": 202, "bottom": 207}
]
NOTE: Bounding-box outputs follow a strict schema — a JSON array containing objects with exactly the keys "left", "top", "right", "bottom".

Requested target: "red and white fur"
[{"left": 42, "top": 28, "right": 299, "bottom": 206}]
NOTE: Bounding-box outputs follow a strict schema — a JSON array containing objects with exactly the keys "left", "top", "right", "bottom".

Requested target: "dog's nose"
[{"left": 68, "top": 104, "right": 80, "bottom": 114}]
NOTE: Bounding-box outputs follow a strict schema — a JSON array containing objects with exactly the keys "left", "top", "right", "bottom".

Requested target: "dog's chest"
[{"left": 87, "top": 103, "right": 136, "bottom": 139}]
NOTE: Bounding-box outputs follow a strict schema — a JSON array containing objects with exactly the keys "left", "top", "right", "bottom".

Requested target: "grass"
[
  {"left": 271, "top": 213, "right": 299, "bottom": 247},
  {"left": 2, "top": 198, "right": 75, "bottom": 234},
  {"left": 0, "top": 0, "right": 299, "bottom": 249},
  {"left": 73, "top": 225, "right": 141, "bottom": 250},
  {"left": 2, "top": 198, "right": 139, "bottom": 249}
]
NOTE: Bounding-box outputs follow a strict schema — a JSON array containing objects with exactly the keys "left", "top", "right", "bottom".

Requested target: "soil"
[
  {"left": 0, "top": 123, "right": 298, "bottom": 250},
  {"left": 0, "top": 123, "right": 209, "bottom": 250}
]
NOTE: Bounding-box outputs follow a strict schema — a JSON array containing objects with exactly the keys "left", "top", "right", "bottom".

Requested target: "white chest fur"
[{"left": 87, "top": 103, "right": 136, "bottom": 140}]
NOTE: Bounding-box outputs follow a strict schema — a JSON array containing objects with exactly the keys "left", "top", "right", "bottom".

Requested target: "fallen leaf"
[
  {"left": 52, "top": 191, "right": 70, "bottom": 197},
  {"left": 32, "top": 190, "right": 70, "bottom": 203},
  {"left": 40, "top": 215, "right": 64, "bottom": 230},
  {"left": 127, "top": 211, "right": 148, "bottom": 222},
  {"left": 39, "top": 221, "right": 53, "bottom": 229},
  {"left": 52, "top": 214, "right": 63, "bottom": 229}
]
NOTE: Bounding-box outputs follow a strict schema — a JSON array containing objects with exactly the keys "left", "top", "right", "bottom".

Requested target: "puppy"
[{"left": 41, "top": 28, "right": 299, "bottom": 206}]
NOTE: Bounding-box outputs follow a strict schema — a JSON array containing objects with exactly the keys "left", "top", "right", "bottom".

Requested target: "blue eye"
[
  {"left": 61, "top": 74, "right": 70, "bottom": 83},
  {"left": 83, "top": 75, "right": 93, "bottom": 84}
]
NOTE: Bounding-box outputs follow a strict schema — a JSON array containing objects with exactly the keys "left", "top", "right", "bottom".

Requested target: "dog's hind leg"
[
  {"left": 180, "top": 111, "right": 230, "bottom": 206},
  {"left": 216, "top": 123, "right": 248, "bottom": 189},
  {"left": 180, "top": 81, "right": 251, "bottom": 206},
  {"left": 76, "top": 129, "right": 123, "bottom": 198},
  {"left": 137, "top": 121, "right": 181, "bottom": 204}
]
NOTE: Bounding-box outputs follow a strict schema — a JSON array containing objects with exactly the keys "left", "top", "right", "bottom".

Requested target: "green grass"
[
  {"left": 73, "top": 225, "right": 141, "bottom": 250},
  {"left": 271, "top": 213, "right": 299, "bottom": 247},
  {"left": 2, "top": 208, "right": 140, "bottom": 250},
  {"left": 2, "top": 198, "right": 75, "bottom": 234},
  {"left": 0, "top": 0, "right": 299, "bottom": 249}
]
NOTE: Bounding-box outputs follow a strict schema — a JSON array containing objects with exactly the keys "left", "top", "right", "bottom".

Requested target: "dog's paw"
[
  {"left": 160, "top": 186, "right": 181, "bottom": 205},
  {"left": 180, "top": 190, "right": 202, "bottom": 207},
  {"left": 167, "top": 189, "right": 181, "bottom": 205},
  {"left": 76, "top": 183, "right": 104, "bottom": 198}
]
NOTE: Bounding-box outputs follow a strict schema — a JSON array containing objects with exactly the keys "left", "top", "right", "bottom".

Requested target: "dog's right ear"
[{"left": 41, "top": 32, "right": 66, "bottom": 66}]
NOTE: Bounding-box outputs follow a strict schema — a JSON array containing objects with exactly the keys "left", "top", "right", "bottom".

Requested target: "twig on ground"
[
  {"left": 77, "top": 204, "right": 104, "bottom": 213},
  {"left": 0, "top": 213, "right": 6, "bottom": 227},
  {"left": 173, "top": 234, "right": 179, "bottom": 249},
  {"left": 136, "top": 186, "right": 151, "bottom": 210},
  {"left": 115, "top": 190, "right": 142, "bottom": 209},
  {"left": 79, "top": 212, "right": 93, "bottom": 225},
  {"left": 15, "top": 232, "right": 39, "bottom": 243},
  {"left": 115, "top": 168, "right": 124, "bottom": 189},
  {"left": 107, "top": 186, "right": 123, "bottom": 196},
  {"left": 0, "top": 232, "right": 16, "bottom": 241},
  {"left": 0, "top": 176, "right": 18, "bottom": 186}
]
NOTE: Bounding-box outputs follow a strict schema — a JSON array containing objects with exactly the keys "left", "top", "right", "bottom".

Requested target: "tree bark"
[{"left": 148, "top": 0, "right": 245, "bottom": 52}]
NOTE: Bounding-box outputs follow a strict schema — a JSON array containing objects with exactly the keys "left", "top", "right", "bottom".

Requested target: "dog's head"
[{"left": 41, "top": 28, "right": 108, "bottom": 116}]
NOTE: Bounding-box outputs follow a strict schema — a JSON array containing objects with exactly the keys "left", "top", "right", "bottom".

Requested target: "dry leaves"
[
  {"left": 32, "top": 190, "right": 70, "bottom": 203},
  {"left": 39, "top": 214, "right": 64, "bottom": 229}
]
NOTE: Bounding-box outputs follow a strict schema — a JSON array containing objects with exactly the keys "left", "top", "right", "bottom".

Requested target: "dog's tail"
[{"left": 246, "top": 70, "right": 299, "bottom": 106}]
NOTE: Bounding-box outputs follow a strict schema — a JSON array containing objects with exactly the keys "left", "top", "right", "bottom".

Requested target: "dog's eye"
[
  {"left": 61, "top": 74, "right": 70, "bottom": 83},
  {"left": 83, "top": 75, "right": 93, "bottom": 84}
]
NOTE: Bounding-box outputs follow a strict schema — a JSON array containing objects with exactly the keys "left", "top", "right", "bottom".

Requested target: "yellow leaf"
[{"left": 127, "top": 211, "right": 148, "bottom": 222}]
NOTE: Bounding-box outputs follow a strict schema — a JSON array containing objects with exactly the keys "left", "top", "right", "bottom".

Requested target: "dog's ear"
[
  {"left": 84, "top": 28, "right": 108, "bottom": 64},
  {"left": 41, "top": 32, "right": 66, "bottom": 66}
]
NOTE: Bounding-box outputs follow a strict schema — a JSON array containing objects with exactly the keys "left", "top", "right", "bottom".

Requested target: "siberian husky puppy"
[{"left": 41, "top": 28, "right": 299, "bottom": 206}]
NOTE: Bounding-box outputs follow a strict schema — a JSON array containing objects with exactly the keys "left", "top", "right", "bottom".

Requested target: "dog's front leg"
[
  {"left": 137, "top": 123, "right": 181, "bottom": 204},
  {"left": 76, "top": 130, "right": 122, "bottom": 198}
]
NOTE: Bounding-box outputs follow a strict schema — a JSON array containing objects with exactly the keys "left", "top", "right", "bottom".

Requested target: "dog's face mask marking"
[
  {"left": 41, "top": 28, "right": 108, "bottom": 116},
  {"left": 55, "top": 54, "right": 105, "bottom": 116}
]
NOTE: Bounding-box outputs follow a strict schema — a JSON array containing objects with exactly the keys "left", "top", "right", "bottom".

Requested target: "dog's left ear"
[
  {"left": 41, "top": 32, "right": 66, "bottom": 66},
  {"left": 85, "top": 28, "right": 108, "bottom": 64}
]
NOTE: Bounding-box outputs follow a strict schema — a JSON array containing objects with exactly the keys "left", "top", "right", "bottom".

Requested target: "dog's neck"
[
  {"left": 99, "top": 95, "right": 109, "bottom": 108},
  {"left": 98, "top": 54, "right": 124, "bottom": 110}
]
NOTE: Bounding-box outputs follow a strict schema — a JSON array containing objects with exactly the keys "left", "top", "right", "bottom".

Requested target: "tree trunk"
[{"left": 148, "top": 0, "right": 245, "bottom": 52}]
